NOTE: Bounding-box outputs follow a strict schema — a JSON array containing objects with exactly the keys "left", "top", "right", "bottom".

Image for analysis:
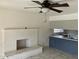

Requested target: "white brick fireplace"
[{"left": 1, "top": 27, "right": 42, "bottom": 59}]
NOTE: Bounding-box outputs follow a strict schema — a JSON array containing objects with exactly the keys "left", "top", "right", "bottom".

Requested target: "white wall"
[
  {"left": 49, "top": 20, "right": 78, "bottom": 30},
  {"left": 0, "top": 9, "right": 43, "bottom": 28},
  {"left": 0, "top": 29, "right": 4, "bottom": 57},
  {"left": 0, "top": 8, "right": 50, "bottom": 57}
]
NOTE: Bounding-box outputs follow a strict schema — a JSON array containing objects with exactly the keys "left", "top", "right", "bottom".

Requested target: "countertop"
[{"left": 50, "top": 35, "right": 78, "bottom": 42}]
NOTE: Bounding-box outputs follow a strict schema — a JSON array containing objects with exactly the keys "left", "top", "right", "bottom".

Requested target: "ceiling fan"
[{"left": 24, "top": 0, "right": 69, "bottom": 13}]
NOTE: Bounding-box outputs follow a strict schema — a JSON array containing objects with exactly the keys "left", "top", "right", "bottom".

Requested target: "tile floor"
[{"left": 26, "top": 47, "right": 78, "bottom": 59}]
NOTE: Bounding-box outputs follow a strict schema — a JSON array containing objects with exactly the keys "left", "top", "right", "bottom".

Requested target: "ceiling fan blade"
[
  {"left": 59, "top": 3, "right": 69, "bottom": 7},
  {"left": 49, "top": 7, "right": 63, "bottom": 13},
  {"left": 51, "top": 3, "right": 69, "bottom": 7},
  {"left": 32, "top": 1, "right": 42, "bottom": 5},
  {"left": 24, "top": 7, "right": 42, "bottom": 9}
]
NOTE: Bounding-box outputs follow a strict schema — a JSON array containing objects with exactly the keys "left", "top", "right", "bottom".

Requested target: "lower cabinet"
[{"left": 49, "top": 37, "right": 78, "bottom": 55}]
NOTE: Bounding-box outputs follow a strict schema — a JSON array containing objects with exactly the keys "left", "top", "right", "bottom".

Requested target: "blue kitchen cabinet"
[{"left": 49, "top": 37, "right": 78, "bottom": 55}]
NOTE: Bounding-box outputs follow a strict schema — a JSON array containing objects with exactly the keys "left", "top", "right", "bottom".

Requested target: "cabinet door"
[
  {"left": 52, "top": 38, "right": 64, "bottom": 50},
  {"left": 49, "top": 37, "right": 64, "bottom": 49},
  {"left": 62, "top": 40, "right": 78, "bottom": 55},
  {"left": 49, "top": 37, "right": 53, "bottom": 48}
]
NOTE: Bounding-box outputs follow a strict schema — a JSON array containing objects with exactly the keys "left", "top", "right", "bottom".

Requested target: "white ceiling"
[{"left": 0, "top": 0, "right": 78, "bottom": 16}]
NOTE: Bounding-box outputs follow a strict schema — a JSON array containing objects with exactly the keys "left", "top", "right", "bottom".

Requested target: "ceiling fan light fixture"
[
  {"left": 40, "top": 10, "right": 43, "bottom": 13},
  {"left": 41, "top": 8, "right": 49, "bottom": 13}
]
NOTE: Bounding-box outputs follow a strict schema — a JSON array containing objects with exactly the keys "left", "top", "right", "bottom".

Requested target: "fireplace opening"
[{"left": 17, "top": 39, "right": 31, "bottom": 50}]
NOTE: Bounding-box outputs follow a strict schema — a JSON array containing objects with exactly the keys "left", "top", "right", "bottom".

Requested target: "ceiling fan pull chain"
[{"left": 44, "top": 12, "right": 48, "bottom": 23}]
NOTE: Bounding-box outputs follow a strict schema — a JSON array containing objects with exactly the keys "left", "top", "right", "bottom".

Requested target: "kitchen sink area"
[
  {"left": 50, "top": 29, "right": 78, "bottom": 42},
  {"left": 49, "top": 28, "right": 78, "bottom": 55},
  {"left": 53, "top": 35, "right": 78, "bottom": 42}
]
